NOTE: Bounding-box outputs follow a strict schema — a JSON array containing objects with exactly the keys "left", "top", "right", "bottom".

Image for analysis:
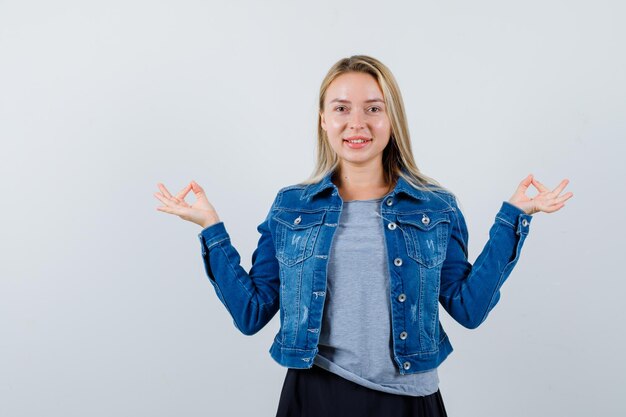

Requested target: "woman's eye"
[
  {"left": 369, "top": 106, "right": 381, "bottom": 113},
  {"left": 335, "top": 106, "right": 347, "bottom": 112}
]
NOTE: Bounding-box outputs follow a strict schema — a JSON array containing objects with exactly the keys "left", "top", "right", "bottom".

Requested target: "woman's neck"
[{"left": 333, "top": 165, "right": 394, "bottom": 201}]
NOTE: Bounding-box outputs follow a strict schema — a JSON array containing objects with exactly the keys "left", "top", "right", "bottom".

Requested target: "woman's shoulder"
[
  {"left": 277, "top": 183, "right": 309, "bottom": 194},
  {"left": 275, "top": 173, "right": 333, "bottom": 199},
  {"left": 397, "top": 175, "right": 456, "bottom": 204},
  {"left": 265, "top": 182, "right": 312, "bottom": 211}
]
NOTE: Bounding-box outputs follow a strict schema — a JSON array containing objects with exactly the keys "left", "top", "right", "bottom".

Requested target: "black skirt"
[{"left": 275, "top": 364, "right": 448, "bottom": 417}]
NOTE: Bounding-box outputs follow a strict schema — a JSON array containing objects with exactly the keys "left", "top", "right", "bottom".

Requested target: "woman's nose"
[{"left": 349, "top": 111, "right": 364, "bottom": 129}]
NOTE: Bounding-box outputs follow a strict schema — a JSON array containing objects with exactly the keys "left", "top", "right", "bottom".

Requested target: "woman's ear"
[{"left": 320, "top": 111, "right": 326, "bottom": 131}]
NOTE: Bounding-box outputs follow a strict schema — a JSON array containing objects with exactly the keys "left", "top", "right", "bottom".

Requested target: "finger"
[
  {"left": 154, "top": 192, "right": 172, "bottom": 206},
  {"left": 551, "top": 179, "right": 570, "bottom": 196},
  {"left": 154, "top": 192, "right": 181, "bottom": 207},
  {"left": 191, "top": 180, "right": 205, "bottom": 194},
  {"left": 176, "top": 183, "right": 193, "bottom": 200},
  {"left": 537, "top": 192, "right": 572, "bottom": 212},
  {"left": 540, "top": 203, "right": 564, "bottom": 213},
  {"left": 191, "top": 181, "right": 210, "bottom": 202},
  {"left": 531, "top": 177, "right": 549, "bottom": 193},
  {"left": 157, "top": 183, "right": 173, "bottom": 198},
  {"left": 172, "top": 195, "right": 190, "bottom": 208},
  {"left": 551, "top": 191, "right": 574, "bottom": 205},
  {"left": 515, "top": 174, "right": 534, "bottom": 194},
  {"left": 156, "top": 205, "right": 184, "bottom": 215}
]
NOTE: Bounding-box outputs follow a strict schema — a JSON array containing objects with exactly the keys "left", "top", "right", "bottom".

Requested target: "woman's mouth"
[{"left": 343, "top": 137, "right": 372, "bottom": 149}]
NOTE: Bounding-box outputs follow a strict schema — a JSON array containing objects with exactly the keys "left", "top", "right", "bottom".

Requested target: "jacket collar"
[{"left": 302, "top": 170, "right": 431, "bottom": 202}]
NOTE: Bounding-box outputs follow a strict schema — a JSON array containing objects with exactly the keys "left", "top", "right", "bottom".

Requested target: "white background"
[{"left": 1, "top": 1, "right": 624, "bottom": 416}]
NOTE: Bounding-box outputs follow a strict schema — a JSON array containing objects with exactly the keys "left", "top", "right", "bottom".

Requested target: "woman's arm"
[
  {"left": 438, "top": 197, "right": 532, "bottom": 329},
  {"left": 154, "top": 181, "right": 281, "bottom": 336},
  {"left": 438, "top": 174, "right": 572, "bottom": 329},
  {"left": 197, "top": 196, "right": 281, "bottom": 336}
]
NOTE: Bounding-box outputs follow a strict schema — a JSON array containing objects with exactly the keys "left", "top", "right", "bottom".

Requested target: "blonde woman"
[{"left": 154, "top": 55, "right": 573, "bottom": 417}]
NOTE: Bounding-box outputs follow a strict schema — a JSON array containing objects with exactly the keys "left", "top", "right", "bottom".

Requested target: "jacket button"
[
  {"left": 522, "top": 219, "right": 529, "bottom": 227},
  {"left": 421, "top": 214, "right": 430, "bottom": 225},
  {"left": 386, "top": 198, "right": 394, "bottom": 206},
  {"left": 399, "top": 331, "right": 408, "bottom": 340},
  {"left": 387, "top": 222, "right": 397, "bottom": 230},
  {"left": 294, "top": 216, "right": 302, "bottom": 225},
  {"left": 403, "top": 361, "right": 411, "bottom": 370},
  {"left": 394, "top": 258, "right": 403, "bottom": 267},
  {"left": 398, "top": 293, "right": 406, "bottom": 302}
]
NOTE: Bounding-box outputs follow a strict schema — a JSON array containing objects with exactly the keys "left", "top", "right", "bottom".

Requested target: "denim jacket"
[{"left": 197, "top": 171, "right": 533, "bottom": 374}]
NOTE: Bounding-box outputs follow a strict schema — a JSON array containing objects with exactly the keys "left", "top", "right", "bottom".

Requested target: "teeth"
[{"left": 347, "top": 139, "right": 367, "bottom": 143}]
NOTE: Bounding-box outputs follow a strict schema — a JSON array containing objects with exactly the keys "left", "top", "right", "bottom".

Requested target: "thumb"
[
  {"left": 190, "top": 180, "right": 211, "bottom": 203},
  {"left": 515, "top": 174, "right": 533, "bottom": 194},
  {"left": 190, "top": 180, "right": 205, "bottom": 194}
]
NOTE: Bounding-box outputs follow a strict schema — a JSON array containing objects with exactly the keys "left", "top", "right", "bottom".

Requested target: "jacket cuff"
[
  {"left": 197, "top": 222, "right": 230, "bottom": 255},
  {"left": 495, "top": 201, "right": 533, "bottom": 236}
]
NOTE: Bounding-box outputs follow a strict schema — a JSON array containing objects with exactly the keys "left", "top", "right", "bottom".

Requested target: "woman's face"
[{"left": 320, "top": 72, "right": 391, "bottom": 170}]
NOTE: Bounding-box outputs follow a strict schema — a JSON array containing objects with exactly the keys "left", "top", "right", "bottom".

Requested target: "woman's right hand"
[{"left": 154, "top": 180, "right": 220, "bottom": 228}]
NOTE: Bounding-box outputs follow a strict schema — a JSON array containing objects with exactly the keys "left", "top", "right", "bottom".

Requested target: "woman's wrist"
[{"left": 201, "top": 216, "right": 221, "bottom": 229}]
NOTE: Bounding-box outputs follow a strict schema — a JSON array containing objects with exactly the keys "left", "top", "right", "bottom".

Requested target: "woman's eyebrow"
[{"left": 329, "top": 98, "right": 385, "bottom": 104}]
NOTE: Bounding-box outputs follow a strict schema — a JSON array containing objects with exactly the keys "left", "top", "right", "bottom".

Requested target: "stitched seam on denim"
[
  {"left": 206, "top": 236, "right": 230, "bottom": 250},
  {"left": 392, "top": 207, "right": 454, "bottom": 216},
  {"left": 279, "top": 269, "right": 285, "bottom": 345},
  {"left": 495, "top": 215, "right": 516, "bottom": 229},
  {"left": 480, "top": 228, "right": 525, "bottom": 324},
  {"left": 280, "top": 184, "right": 307, "bottom": 192},
  {"left": 291, "top": 262, "right": 303, "bottom": 347},
  {"left": 277, "top": 222, "right": 287, "bottom": 264},
  {"left": 273, "top": 215, "right": 324, "bottom": 229},
  {"left": 217, "top": 245, "right": 258, "bottom": 307},
  {"left": 398, "top": 218, "right": 450, "bottom": 231},
  {"left": 418, "top": 265, "right": 425, "bottom": 348},
  {"left": 381, "top": 212, "right": 400, "bottom": 360},
  {"left": 274, "top": 344, "right": 317, "bottom": 353},
  {"left": 401, "top": 346, "right": 440, "bottom": 356},
  {"left": 400, "top": 330, "right": 450, "bottom": 358},
  {"left": 438, "top": 326, "right": 448, "bottom": 343},
  {"left": 274, "top": 207, "right": 328, "bottom": 214},
  {"left": 307, "top": 222, "right": 322, "bottom": 260},
  {"left": 275, "top": 189, "right": 284, "bottom": 207},
  {"left": 451, "top": 206, "right": 468, "bottom": 257},
  {"left": 473, "top": 223, "right": 503, "bottom": 325},
  {"left": 275, "top": 205, "right": 343, "bottom": 211},
  {"left": 430, "top": 267, "right": 442, "bottom": 342},
  {"left": 205, "top": 249, "right": 240, "bottom": 332},
  {"left": 441, "top": 221, "right": 495, "bottom": 327},
  {"left": 259, "top": 294, "right": 279, "bottom": 309},
  {"left": 275, "top": 223, "right": 315, "bottom": 266},
  {"left": 428, "top": 190, "right": 454, "bottom": 210}
]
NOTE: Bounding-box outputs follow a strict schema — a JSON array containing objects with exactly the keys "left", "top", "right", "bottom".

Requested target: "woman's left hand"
[{"left": 508, "top": 174, "right": 573, "bottom": 215}]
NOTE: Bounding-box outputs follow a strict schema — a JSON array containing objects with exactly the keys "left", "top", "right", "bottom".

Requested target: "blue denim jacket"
[{"left": 197, "top": 171, "right": 533, "bottom": 374}]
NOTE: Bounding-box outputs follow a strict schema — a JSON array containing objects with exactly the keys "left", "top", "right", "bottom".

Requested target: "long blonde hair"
[{"left": 300, "top": 55, "right": 453, "bottom": 198}]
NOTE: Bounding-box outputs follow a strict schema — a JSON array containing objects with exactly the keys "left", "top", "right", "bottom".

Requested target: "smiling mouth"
[{"left": 343, "top": 137, "right": 372, "bottom": 144}]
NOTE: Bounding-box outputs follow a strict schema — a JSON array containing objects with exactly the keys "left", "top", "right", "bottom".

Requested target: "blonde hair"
[{"left": 299, "top": 55, "right": 454, "bottom": 199}]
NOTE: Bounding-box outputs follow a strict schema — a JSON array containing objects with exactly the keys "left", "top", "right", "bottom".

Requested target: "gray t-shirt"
[{"left": 313, "top": 197, "right": 439, "bottom": 396}]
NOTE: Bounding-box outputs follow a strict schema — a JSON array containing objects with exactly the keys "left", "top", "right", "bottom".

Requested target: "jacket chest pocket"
[
  {"left": 397, "top": 211, "right": 451, "bottom": 268},
  {"left": 273, "top": 210, "right": 326, "bottom": 267}
]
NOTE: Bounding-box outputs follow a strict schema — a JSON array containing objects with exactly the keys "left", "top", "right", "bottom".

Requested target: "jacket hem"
[{"left": 269, "top": 340, "right": 318, "bottom": 369}]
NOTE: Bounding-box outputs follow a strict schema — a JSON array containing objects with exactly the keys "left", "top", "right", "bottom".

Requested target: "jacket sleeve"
[
  {"left": 438, "top": 195, "right": 533, "bottom": 329},
  {"left": 197, "top": 193, "right": 281, "bottom": 336}
]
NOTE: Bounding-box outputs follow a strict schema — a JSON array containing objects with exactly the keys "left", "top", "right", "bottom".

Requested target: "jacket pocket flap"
[
  {"left": 397, "top": 211, "right": 451, "bottom": 231},
  {"left": 273, "top": 210, "right": 326, "bottom": 230}
]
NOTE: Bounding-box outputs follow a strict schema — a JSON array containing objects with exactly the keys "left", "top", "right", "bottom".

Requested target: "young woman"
[{"left": 154, "top": 55, "right": 573, "bottom": 417}]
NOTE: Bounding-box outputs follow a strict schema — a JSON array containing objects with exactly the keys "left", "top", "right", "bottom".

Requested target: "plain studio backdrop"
[{"left": 1, "top": 1, "right": 624, "bottom": 416}]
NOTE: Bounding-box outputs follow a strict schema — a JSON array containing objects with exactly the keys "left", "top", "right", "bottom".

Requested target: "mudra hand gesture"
[
  {"left": 508, "top": 174, "right": 573, "bottom": 215},
  {"left": 154, "top": 181, "right": 220, "bottom": 228}
]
